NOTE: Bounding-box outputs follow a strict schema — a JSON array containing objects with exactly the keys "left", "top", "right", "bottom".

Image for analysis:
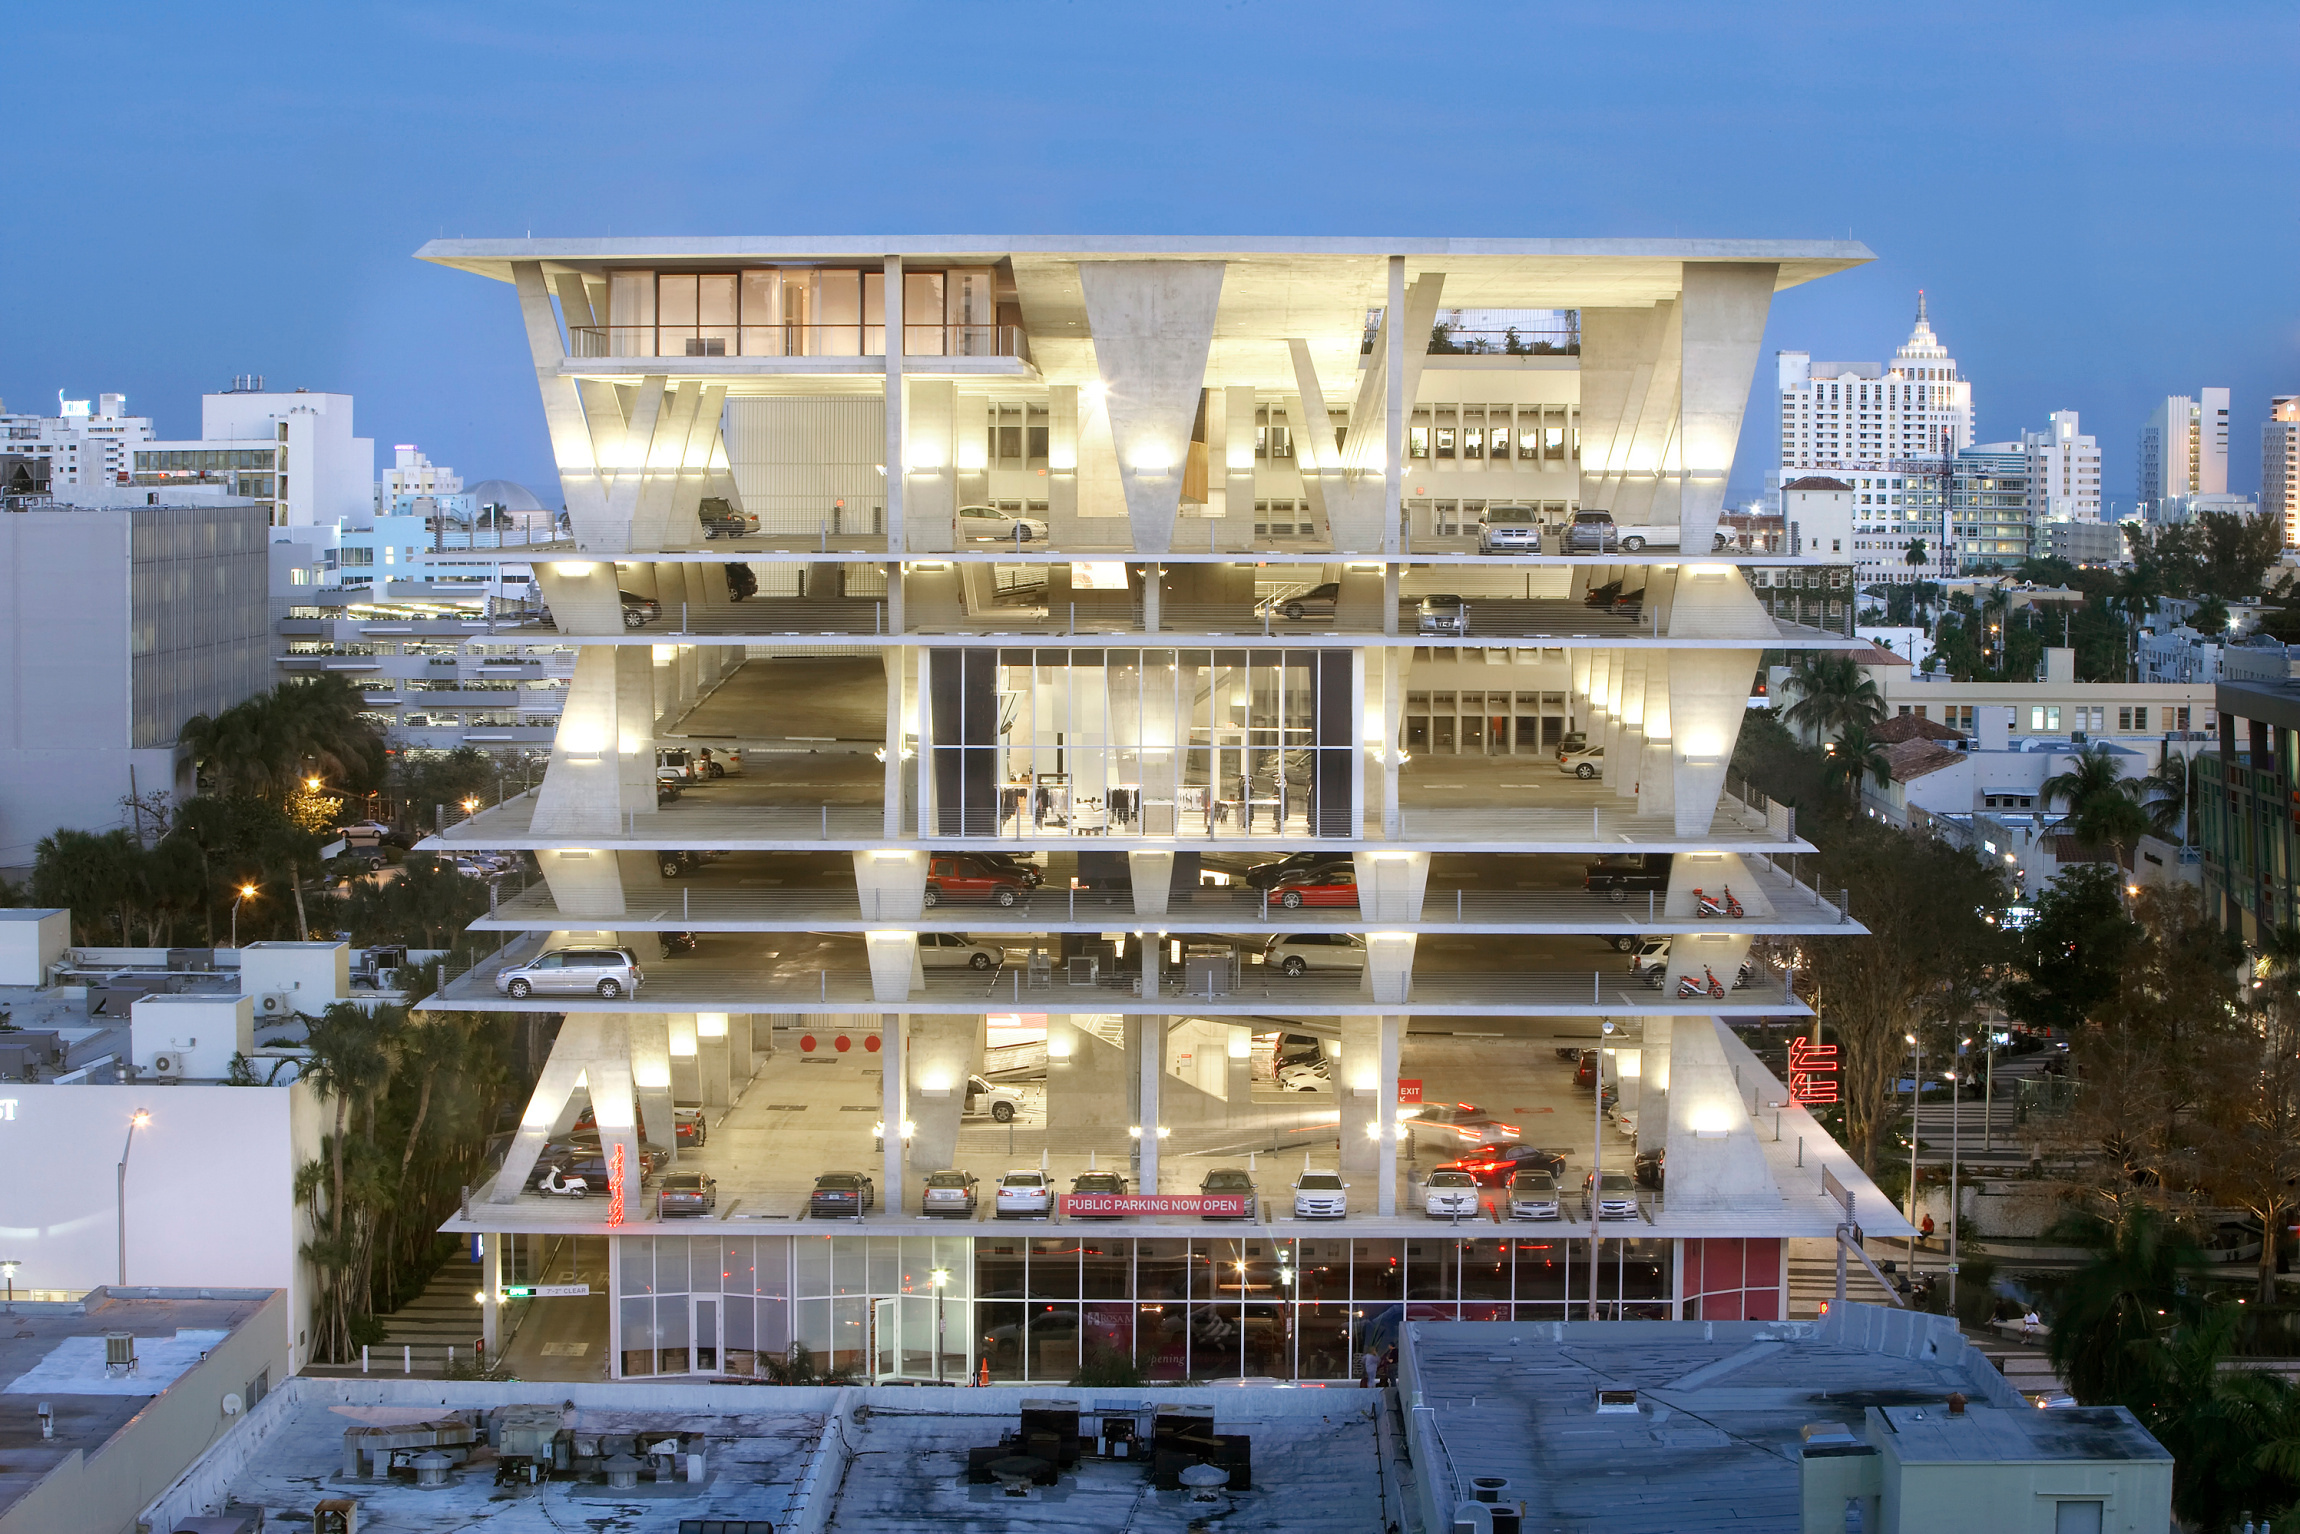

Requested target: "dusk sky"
[{"left": 8, "top": 2, "right": 2294, "bottom": 511}]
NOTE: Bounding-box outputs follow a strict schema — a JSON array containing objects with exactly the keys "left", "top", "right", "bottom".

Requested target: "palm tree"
[
  {"left": 2045, "top": 1202, "right": 2205, "bottom": 1406},
  {"left": 1819, "top": 724, "right": 1891, "bottom": 807},
  {"left": 2139, "top": 751, "right": 2197, "bottom": 848},
  {"left": 2112, "top": 566, "right": 2162, "bottom": 683},
  {"left": 1781, "top": 653, "right": 1886, "bottom": 743},
  {"left": 299, "top": 1002, "right": 401, "bottom": 1362},
  {"left": 1903, "top": 537, "right": 1929, "bottom": 570},
  {"left": 180, "top": 676, "right": 385, "bottom": 803},
  {"left": 2041, "top": 742, "right": 2152, "bottom": 885}
]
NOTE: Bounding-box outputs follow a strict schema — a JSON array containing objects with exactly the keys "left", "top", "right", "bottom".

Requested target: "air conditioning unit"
[
  {"left": 151, "top": 1053, "right": 181, "bottom": 1078},
  {"left": 258, "top": 991, "right": 295, "bottom": 1017}
]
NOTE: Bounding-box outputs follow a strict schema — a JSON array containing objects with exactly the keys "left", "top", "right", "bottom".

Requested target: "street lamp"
[
  {"left": 1, "top": 1258, "right": 19, "bottom": 1309},
  {"left": 118, "top": 1109, "right": 150, "bottom": 1286},
  {"left": 1948, "top": 1036, "right": 1970, "bottom": 1317},
  {"left": 231, "top": 883, "right": 258, "bottom": 948},
  {"left": 929, "top": 1267, "right": 951, "bottom": 1384},
  {"left": 1906, "top": 1031, "right": 1923, "bottom": 1278}
]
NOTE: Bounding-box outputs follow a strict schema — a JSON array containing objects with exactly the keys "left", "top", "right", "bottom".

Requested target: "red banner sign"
[
  {"left": 1060, "top": 1193, "right": 1251, "bottom": 1218},
  {"left": 1788, "top": 1037, "right": 1839, "bottom": 1105},
  {"left": 1397, "top": 1079, "right": 1424, "bottom": 1105}
]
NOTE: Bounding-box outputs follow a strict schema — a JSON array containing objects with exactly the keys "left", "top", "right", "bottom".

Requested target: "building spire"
[{"left": 1915, "top": 288, "right": 1928, "bottom": 327}]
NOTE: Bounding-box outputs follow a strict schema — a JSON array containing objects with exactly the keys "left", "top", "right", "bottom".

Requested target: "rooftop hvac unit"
[
  {"left": 151, "top": 1053, "right": 181, "bottom": 1079},
  {"left": 258, "top": 992, "right": 295, "bottom": 1017}
]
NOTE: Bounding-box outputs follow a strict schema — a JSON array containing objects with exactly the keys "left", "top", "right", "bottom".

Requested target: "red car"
[
  {"left": 1271, "top": 865, "right": 1359, "bottom": 909},
  {"left": 925, "top": 855, "right": 1032, "bottom": 908}
]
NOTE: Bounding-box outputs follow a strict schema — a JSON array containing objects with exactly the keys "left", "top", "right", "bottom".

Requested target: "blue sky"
[{"left": 6, "top": 2, "right": 2294, "bottom": 511}]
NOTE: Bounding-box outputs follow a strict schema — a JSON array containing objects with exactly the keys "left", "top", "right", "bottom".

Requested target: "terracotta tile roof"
[
  {"left": 1884, "top": 739, "right": 1965, "bottom": 783},
  {"left": 1875, "top": 713, "right": 1967, "bottom": 745}
]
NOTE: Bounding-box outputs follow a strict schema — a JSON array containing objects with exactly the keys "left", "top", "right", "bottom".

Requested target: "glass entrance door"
[
  {"left": 692, "top": 1297, "right": 718, "bottom": 1374},
  {"left": 873, "top": 1298, "right": 899, "bottom": 1381}
]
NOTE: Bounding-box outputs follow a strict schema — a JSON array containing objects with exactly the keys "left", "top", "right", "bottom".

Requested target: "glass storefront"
[{"left": 613, "top": 1232, "right": 1724, "bottom": 1382}]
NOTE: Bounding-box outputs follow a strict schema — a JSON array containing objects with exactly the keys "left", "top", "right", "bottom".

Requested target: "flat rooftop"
[{"left": 0, "top": 1291, "right": 272, "bottom": 1525}]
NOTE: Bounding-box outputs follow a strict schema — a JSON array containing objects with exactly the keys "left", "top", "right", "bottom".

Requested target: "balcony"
[{"left": 566, "top": 322, "right": 1025, "bottom": 362}]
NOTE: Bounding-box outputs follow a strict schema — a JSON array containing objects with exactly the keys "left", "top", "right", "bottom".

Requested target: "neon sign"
[
  {"left": 1788, "top": 1036, "right": 1839, "bottom": 1105},
  {"left": 607, "top": 1143, "right": 626, "bottom": 1227}
]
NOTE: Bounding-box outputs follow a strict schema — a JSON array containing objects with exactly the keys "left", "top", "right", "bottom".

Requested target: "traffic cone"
[{"left": 977, "top": 1357, "right": 990, "bottom": 1387}]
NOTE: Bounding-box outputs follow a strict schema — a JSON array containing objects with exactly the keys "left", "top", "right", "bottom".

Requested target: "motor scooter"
[
  {"left": 1693, "top": 886, "right": 1744, "bottom": 919},
  {"left": 536, "top": 1166, "right": 593, "bottom": 1198},
  {"left": 1676, "top": 965, "right": 1726, "bottom": 1000}
]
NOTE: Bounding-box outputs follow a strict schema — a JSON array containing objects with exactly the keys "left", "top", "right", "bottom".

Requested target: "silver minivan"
[
  {"left": 495, "top": 947, "right": 644, "bottom": 999},
  {"left": 1477, "top": 504, "right": 1543, "bottom": 554}
]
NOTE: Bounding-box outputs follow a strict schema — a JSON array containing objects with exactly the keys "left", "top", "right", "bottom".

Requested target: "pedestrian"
[
  {"left": 2021, "top": 1309, "right": 2041, "bottom": 1341},
  {"left": 1919, "top": 1212, "right": 1935, "bottom": 1248}
]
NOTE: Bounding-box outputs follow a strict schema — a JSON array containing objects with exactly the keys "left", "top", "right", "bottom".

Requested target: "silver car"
[
  {"left": 1416, "top": 594, "right": 1470, "bottom": 636},
  {"left": 1507, "top": 1170, "right": 1562, "bottom": 1221},
  {"left": 495, "top": 947, "right": 643, "bottom": 1000},
  {"left": 958, "top": 504, "right": 1049, "bottom": 543},
  {"left": 1565, "top": 510, "right": 1620, "bottom": 553},
  {"left": 1477, "top": 504, "right": 1543, "bottom": 554}
]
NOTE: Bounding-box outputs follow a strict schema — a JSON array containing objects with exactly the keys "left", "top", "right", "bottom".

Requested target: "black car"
[
  {"left": 1634, "top": 1148, "right": 1666, "bottom": 1190},
  {"left": 809, "top": 1171, "right": 876, "bottom": 1218},
  {"left": 534, "top": 1138, "right": 664, "bottom": 1188},
  {"left": 1244, "top": 852, "right": 1351, "bottom": 891},
  {"left": 1068, "top": 1170, "right": 1129, "bottom": 1218},
  {"left": 1584, "top": 853, "right": 1672, "bottom": 902},
  {"left": 1440, "top": 1143, "right": 1570, "bottom": 1187}
]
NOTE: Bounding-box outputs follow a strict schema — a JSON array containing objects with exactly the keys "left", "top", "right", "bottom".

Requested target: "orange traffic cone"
[{"left": 977, "top": 1357, "right": 990, "bottom": 1387}]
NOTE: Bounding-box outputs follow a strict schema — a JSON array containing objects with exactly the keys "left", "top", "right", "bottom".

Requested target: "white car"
[
  {"left": 919, "top": 932, "right": 1006, "bottom": 972},
  {"left": 958, "top": 504, "right": 1049, "bottom": 543},
  {"left": 1422, "top": 1169, "right": 1483, "bottom": 1220},
  {"left": 1275, "top": 1056, "right": 1332, "bottom": 1092},
  {"left": 962, "top": 1075, "right": 1023, "bottom": 1123},
  {"left": 1292, "top": 1170, "right": 1349, "bottom": 1220},
  {"left": 993, "top": 1169, "right": 1053, "bottom": 1219},
  {"left": 1262, "top": 933, "right": 1366, "bottom": 978}
]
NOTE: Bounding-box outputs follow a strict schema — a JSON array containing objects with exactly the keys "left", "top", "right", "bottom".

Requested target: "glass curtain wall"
[{"left": 591, "top": 267, "right": 997, "bottom": 358}]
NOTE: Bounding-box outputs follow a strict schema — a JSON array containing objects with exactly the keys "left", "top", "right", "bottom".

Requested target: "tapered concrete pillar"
[
  {"left": 1636, "top": 1028, "right": 1670, "bottom": 1155},
  {"left": 1639, "top": 655, "right": 1676, "bottom": 823},
  {"left": 1077, "top": 261, "right": 1226, "bottom": 555},
  {"left": 631, "top": 1014, "right": 675, "bottom": 1181},
  {"left": 533, "top": 647, "right": 646, "bottom": 836},
  {"left": 1666, "top": 646, "right": 1764, "bottom": 834},
  {"left": 1678, "top": 262, "right": 1780, "bottom": 553},
  {"left": 881, "top": 1013, "right": 907, "bottom": 1214},
  {"left": 854, "top": 850, "right": 927, "bottom": 920},
  {"left": 1131, "top": 1015, "right": 1164, "bottom": 1194},
  {"left": 864, "top": 931, "right": 923, "bottom": 1002},
  {"left": 905, "top": 1014, "right": 983, "bottom": 1175},
  {"left": 1351, "top": 851, "right": 1430, "bottom": 922},
  {"left": 1578, "top": 303, "right": 1681, "bottom": 520},
  {"left": 1377, "top": 1015, "right": 1401, "bottom": 1216},
  {"left": 882, "top": 654, "right": 906, "bottom": 838},
  {"left": 495, "top": 1014, "right": 643, "bottom": 1208},
  {"left": 1663, "top": 1017, "right": 1782, "bottom": 1211},
  {"left": 1339, "top": 1016, "right": 1380, "bottom": 1176},
  {"left": 907, "top": 379, "right": 956, "bottom": 552},
  {"left": 533, "top": 561, "right": 625, "bottom": 636},
  {"left": 668, "top": 1014, "right": 701, "bottom": 1107},
  {"left": 1362, "top": 933, "right": 1416, "bottom": 1005},
  {"left": 1128, "top": 851, "right": 1174, "bottom": 917},
  {"left": 481, "top": 1233, "right": 501, "bottom": 1355},
  {"left": 696, "top": 1012, "right": 731, "bottom": 1108}
]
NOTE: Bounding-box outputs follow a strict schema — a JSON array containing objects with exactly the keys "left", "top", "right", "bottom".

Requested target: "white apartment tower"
[
  {"left": 0, "top": 393, "right": 156, "bottom": 489},
  {"left": 2022, "top": 410, "right": 2102, "bottom": 524},
  {"left": 382, "top": 444, "right": 464, "bottom": 500},
  {"left": 2264, "top": 397, "right": 2300, "bottom": 548},
  {"left": 2138, "top": 388, "right": 2229, "bottom": 520},
  {"left": 1778, "top": 293, "right": 1975, "bottom": 588}
]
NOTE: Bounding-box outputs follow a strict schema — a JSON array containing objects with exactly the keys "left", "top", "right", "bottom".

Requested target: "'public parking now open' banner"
[{"left": 1059, "top": 1193, "right": 1250, "bottom": 1218}]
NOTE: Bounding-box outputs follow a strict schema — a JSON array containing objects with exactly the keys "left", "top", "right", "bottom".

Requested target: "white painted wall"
[
  {"left": 0, "top": 909, "right": 69, "bottom": 985},
  {"left": 0, "top": 1081, "right": 326, "bottom": 1368},
  {"left": 130, "top": 993, "right": 255, "bottom": 1080}
]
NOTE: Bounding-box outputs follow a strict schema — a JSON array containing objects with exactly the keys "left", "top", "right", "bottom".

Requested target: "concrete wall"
[
  {"left": 0, "top": 1083, "right": 325, "bottom": 1369},
  {"left": 4, "top": 1290, "right": 291, "bottom": 1534},
  {"left": 0, "top": 909, "right": 69, "bottom": 985}
]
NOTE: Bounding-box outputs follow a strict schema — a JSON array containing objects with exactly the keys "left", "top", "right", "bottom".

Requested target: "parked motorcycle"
[
  {"left": 1676, "top": 965, "right": 1726, "bottom": 1000},
  {"left": 1693, "top": 886, "right": 1744, "bottom": 919}
]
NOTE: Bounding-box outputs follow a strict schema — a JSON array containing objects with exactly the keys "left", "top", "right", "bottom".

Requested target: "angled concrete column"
[
  {"left": 1338, "top": 1016, "right": 1380, "bottom": 1175},
  {"left": 1361, "top": 932, "right": 1417, "bottom": 1006},
  {"left": 1662, "top": 1017, "right": 1782, "bottom": 1211},
  {"left": 601, "top": 377, "right": 669, "bottom": 540},
  {"left": 1077, "top": 261, "right": 1226, "bottom": 554},
  {"left": 667, "top": 1014, "right": 701, "bottom": 1108},
  {"left": 535, "top": 849, "right": 642, "bottom": 919},
  {"left": 534, "top": 648, "right": 648, "bottom": 836},
  {"left": 533, "top": 560, "right": 624, "bottom": 636},
  {"left": 696, "top": 1011, "right": 732, "bottom": 1108},
  {"left": 1127, "top": 851, "right": 1175, "bottom": 917},
  {"left": 1658, "top": 850, "right": 1768, "bottom": 998},
  {"left": 1288, "top": 340, "right": 1380, "bottom": 552},
  {"left": 905, "top": 1014, "right": 982, "bottom": 1176},
  {"left": 883, "top": 653, "right": 906, "bottom": 838},
  {"left": 1351, "top": 851, "right": 1430, "bottom": 922},
  {"left": 906, "top": 379, "right": 956, "bottom": 552},
  {"left": 1377, "top": 1015, "right": 1401, "bottom": 1216},
  {"left": 631, "top": 383, "right": 704, "bottom": 551},
  {"left": 1678, "top": 262, "right": 1780, "bottom": 553},
  {"left": 1577, "top": 303, "right": 1680, "bottom": 520},
  {"left": 1043, "top": 385, "right": 1081, "bottom": 544},
  {"left": 884, "top": 254, "right": 905, "bottom": 553},
  {"left": 853, "top": 850, "right": 927, "bottom": 920},
  {"left": 1638, "top": 654, "right": 1676, "bottom": 823},
  {"left": 1667, "top": 647, "right": 1764, "bottom": 834},
  {"left": 1636, "top": 1027, "right": 1670, "bottom": 1154},
  {"left": 513, "top": 262, "right": 611, "bottom": 546},
  {"left": 630, "top": 1013, "right": 676, "bottom": 1181},
  {"left": 492, "top": 1013, "right": 603, "bottom": 1201},
  {"left": 616, "top": 645, "right": 658, "bottom": 814},
  {"left": 662, "top": 383, "right": 728, "bottom": 550},
  {"left": 863, "top": 931, "right": 923, "bottom": 1002},
  {"left": 1131, "top": 1015, "right": 1165, "bottom": 1194},
  {"left": 881, "top": 1013, "right": 907, "bottom": 1213}
]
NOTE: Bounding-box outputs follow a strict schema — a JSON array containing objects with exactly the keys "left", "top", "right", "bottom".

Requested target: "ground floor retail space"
[{"left": 558, "top": 1230, "right": 1787, "bottom": 1382}]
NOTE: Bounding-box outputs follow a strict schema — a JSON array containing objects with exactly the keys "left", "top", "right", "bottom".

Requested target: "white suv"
[
  {"left": 994, "top": 1169, "right": 1053, "bottom": 1219},
  {"left": 1263, "top": 933, "right": 1366, "bottom": 978}
]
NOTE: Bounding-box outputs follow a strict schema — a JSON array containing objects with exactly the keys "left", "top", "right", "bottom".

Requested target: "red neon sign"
[
  {"left": 1788, "top": 1037, "right": 1839, "bottom": 1105},
  {"left": 608, "top": 1142, "right": 626, "bottom": 1226}
]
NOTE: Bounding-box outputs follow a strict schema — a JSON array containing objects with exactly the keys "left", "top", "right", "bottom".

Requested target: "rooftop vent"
[{"left": 1594, "top": 1388, "right": 1638, "bottom": 1414}]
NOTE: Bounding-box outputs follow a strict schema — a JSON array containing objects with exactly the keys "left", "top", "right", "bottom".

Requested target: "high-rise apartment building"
[
  {"left": 415, "top": 235, "right": 1903, "bottom": 1382},
  {"left": 2138, "top": 388, "right": 2229, "bottom": 520},
  {"left": 2021, "top": 410, "right": 2101, "bottom": 525},
  {"left": 2263, "top": 397, "right": 2300, "bottom": 548},
  {"left": 1778, "top": 294, "right": 1975, "bottom": 589},
  {"left": 0, "top": 393, "right": 156, "bottom": 490}
]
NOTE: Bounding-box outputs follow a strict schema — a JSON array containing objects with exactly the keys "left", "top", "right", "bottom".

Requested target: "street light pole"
[
  {"left": 1906, "top": 1031, "right": 1922, "bottom": 1277},
  {"left": 1950, "top": 1037, "right": 1968, "bottom": 1317},
  {"left": 230, "top": 884, "right": 257, "bottom": 948},
  {"left": 117, "top": 1109, "right": 150, "bottom": 1286}
]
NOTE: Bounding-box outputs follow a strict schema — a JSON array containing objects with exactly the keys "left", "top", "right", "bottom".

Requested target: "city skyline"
[{"left": 3, "top": 3, "right": 2295, "bottom": 513}]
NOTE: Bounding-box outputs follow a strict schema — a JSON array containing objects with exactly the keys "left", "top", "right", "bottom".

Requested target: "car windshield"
[
  {"left": 1486, "top": 508, "right": 1535, "bottom": 523},
  {"left": 1599, "top": 1174, "right": 1636, "bottom": 1192},
  {"left": 817, "top": 1175, "right": 861, "bottom": 1189},
  {"left": 1075, "top": 1174, "right": 1123, "bottom": 1190},
  {"left": 1429, "top": 1171, "right": 1475, "bottom": 1187},
  {"left": 1203, "top": 1171, "right": 1252, "bottom": 1189},
  {"left": 1002, "top": 1173, "right": 1044, "bottom": 1188},
  {"left": 1423, "top": 594, "right": 1463, "bottom": 605},
  {"left": 1298, "top": 1174, "right": 1343, "bottom": 1190},
  {"left": 1512, "top": 1173, "right": 1556, "bottom": 1192},
  {"left": 926, "top": 1173, "right": 970, "bottom": 1188}
]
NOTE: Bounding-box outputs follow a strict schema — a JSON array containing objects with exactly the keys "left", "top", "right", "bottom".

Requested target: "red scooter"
[
  {"left": 1693, "top": 886, "right": 1744, "bottom": 919},
  {"left": 1676, "top": 965, "right": 1726, "bottom": 1000}
]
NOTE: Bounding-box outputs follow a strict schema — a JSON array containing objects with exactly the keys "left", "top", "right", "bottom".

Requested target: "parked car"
[
  {"left": 925, "top": 854, "right": 1033, "bottom": 908},
  {"left": 919, "top": 932, "right": 1007, "bottom": 971},
  {"left": 1441, "top": 1143, "right": 1569, "bottom": 1187},
  {"left": 1585, "top": 852, "right": 1672, "bottom": 902},
  {"left": 962, "top": 1075, "right": 1023, "bottom": 1122},
  {"left": 1198, "top": 1167, "right": 1258, "bottom": 1220},
  {"left": 1259, "top": 581, "right": 1341, "bottom": 621},
  {"left": 673, "top": 1108, "right": 708, "bottom": 1147},
  {"left": 535, "top": 1139, "right": 665, "bottom": 1187},
  {"left": 957, "top": 504, "right": 1049, "bottom": 542},
  {"left": 620, "top": 590, "right": 661, "bottom": 629},
  {"left": 657, "top": 1171, "right": 718, "bottom": 1218},
  {"left": 809, "top": 1171, "right": 875, "bottom": 1218},
  {"left": 1507, "top": 1170, "right": 1563, "bottom": 1221},
  {"left": 1068, "top": 1170, "right": 1128, "bottom": 1217},
  {"left": 697, "top": 497, "right": 758, "bottom": 539},
  {"left": 1557, "top": 744, "right": 1605, "bottom": 779},
  {"left": 495, "top": 947, "right": 643, "bottom": 999},
  {"left": 1263, "top": 933, "right": 1365, "bottom": 977},
  {"left": 994, "top": 1169, "right": 1054, "bottom": 1219},
  {"left": 1633, "top": 1148, "right": 1666, "bottom": 1190},
  {"left": 921, "top": 1169, "right": 980, "bottom": 1218},
  {"left": 1244, "top": 852, "right": 1350, "bottom": 891},
  {"left": 1625, "top": 937, "right": 1673, "bottom": 979},
  {"left": 1416, "top": 593, "right": 1470, "bottom": 636},
  {"left": 961, "top": 851, "right": 1044, "bottom": 887},
  {"left": 1270, "top": 864, "right": 1359, "bottom": 909},
  {"left": 1585, "top": 1170, "right": 1641, "bottom": 1220},
  {"left": 1423, "top": 1169, "right": 1483, "bottom": 1220},
  {"left": 1275, "top": 1055, "right": 1332, "bottom": 1092},
  {"left": 1292, "top": 1169, "right": 1348, "bottom": 1220},
  {"left": 1476, "top": 504, "right": 1543, "bottom": 554},
  {"left": 656, "top": 747, "right": 697, "bottom": 781},
  {"left": 1564, "top": 509, "right": 1620, "bottom": 553}
]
